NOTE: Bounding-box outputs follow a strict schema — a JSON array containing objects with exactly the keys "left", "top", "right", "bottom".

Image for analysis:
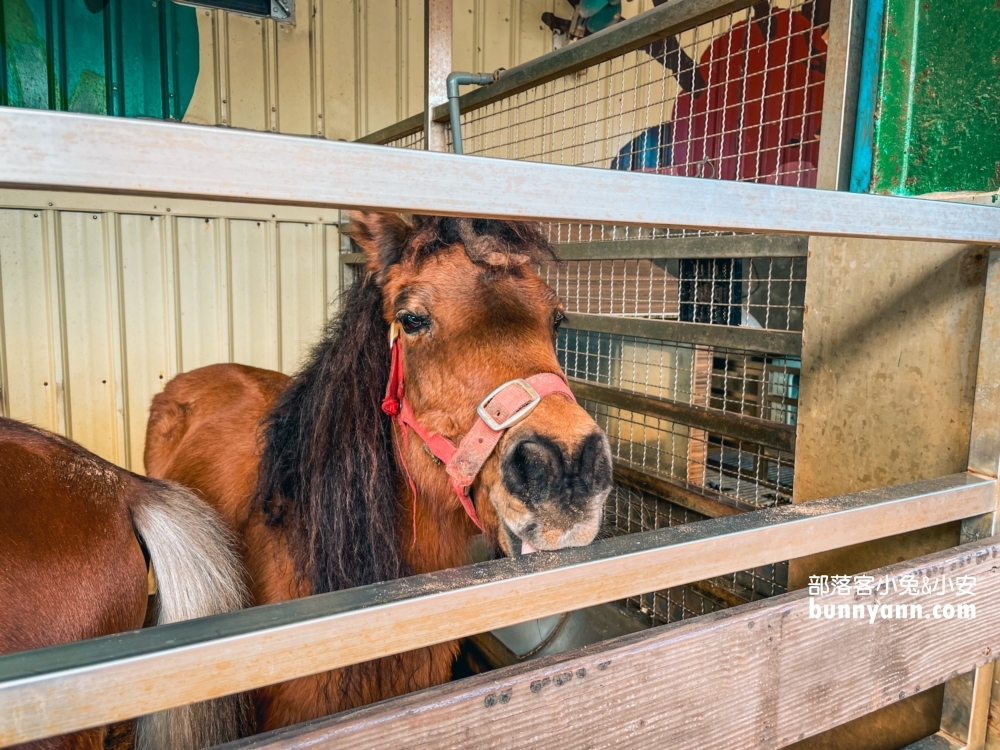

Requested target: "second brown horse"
[{"left": 144, "top": 213, "right": 613, "bottom": 731}]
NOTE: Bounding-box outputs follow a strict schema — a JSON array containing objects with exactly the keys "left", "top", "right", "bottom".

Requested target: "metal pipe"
[{"left": 446, "top": 71, "right": 494, "bottom": 154}]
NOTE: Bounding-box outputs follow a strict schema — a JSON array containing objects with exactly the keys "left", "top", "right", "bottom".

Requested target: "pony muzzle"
[{"left": 496, "top": 423, "right": 613, "bottom": 554}]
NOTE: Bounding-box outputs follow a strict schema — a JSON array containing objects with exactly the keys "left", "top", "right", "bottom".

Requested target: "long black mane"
[
  {"left": 253, "top": 215, "right": 555, "bottom": 597},
  {"left": 255, "top": 274, "right": 402, "bottom": 593}
]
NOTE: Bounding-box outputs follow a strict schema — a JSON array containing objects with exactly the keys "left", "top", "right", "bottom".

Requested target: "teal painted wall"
[
  {"left": 1, "top": 0, "right": 199, "bottom": 119},
  {"left": 864, "top": 0, "right": 1000, "bottom": 195}
]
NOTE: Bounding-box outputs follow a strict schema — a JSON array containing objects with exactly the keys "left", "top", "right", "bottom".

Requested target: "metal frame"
[
  {"left": 815, "top": 0, "right": 869, "bottom": 191},
  {"left": 4, "top": 111, "right": 998, "bottom": 243},
  {"left": 174, "top": 0, "right": 295, "bottom": 24},
  {"left": 423, "top": 0, "right": 451, "bottom": 152},
  {"left": 556, "top": 235, "right": 810, "bottom": 261},
  {"left": 1, "top": 42, "right": 1000, "bottom": 741},
  {"left": 3, "top": 111, "right": 999, "bottom": 243},
  {"left": 196, "top": 536, "right": 1000, "bottom": 750},
  {"left": 0, "top": 474, "right": 992, "bottom": 746}
]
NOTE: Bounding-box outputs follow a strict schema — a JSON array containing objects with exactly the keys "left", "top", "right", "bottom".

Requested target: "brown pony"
[
  {"left": 143, "top": 213, "right": 614, "bottom": 731},
  {"left": 0, "top": 417, "right": 251, "bottom": 750}
]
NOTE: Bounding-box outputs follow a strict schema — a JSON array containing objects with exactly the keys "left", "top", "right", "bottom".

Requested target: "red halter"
[{"left": 380, "top": 322, "right": 576, "bottom": 536}]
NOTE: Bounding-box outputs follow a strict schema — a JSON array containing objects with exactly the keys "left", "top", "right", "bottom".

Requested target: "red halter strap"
[{"left": 380, "top": 323, "right": 576, "bottom": 534}]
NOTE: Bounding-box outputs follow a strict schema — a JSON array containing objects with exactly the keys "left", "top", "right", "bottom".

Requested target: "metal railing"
[
  {"left": 0, "top": 473, "right": 993, "bottom": 744},
  {"left": 357, "top": 0, "right": 759, "bottom": 151},
  {"left": 1, "top": 107, "right": 1000, "bottom": 747},
  {"left": 3, "top": 111, "right": 995, "bottom": 243}
]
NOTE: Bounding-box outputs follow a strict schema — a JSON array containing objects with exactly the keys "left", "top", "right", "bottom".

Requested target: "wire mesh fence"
[
  {"left": 559, "top": 328, "right": 800, "bottom": 426},
  {"left": 348, "top": 0, "right": 824, "bottom": 627},
  {"left": 456, "top": 0, "right": 827, "bottom": 183},
  {"left": 605, "top": 482, "right": 788, "bottom": 625},
  {"left": 545, "top": 255, "right": 806, "bottom": 331},
  {"left": 384, "top": 129, "right": 426, "bottom": 150}
]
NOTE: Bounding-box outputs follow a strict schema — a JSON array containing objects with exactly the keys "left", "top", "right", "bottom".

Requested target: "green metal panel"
[
  {"left": 0, "top": 0, "right": 199, "bottom": 120},
  {"left": 869, "top": 0, "right": 1000, "bottom": 195}
]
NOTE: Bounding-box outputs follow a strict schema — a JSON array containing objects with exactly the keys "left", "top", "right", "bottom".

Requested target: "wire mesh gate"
[{"left": 356, "top": 0, "right": 822, "bottom": 628}]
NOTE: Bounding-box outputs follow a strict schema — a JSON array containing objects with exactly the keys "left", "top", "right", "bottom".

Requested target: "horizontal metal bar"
[
  {"left": 0, "top": 473, "right": 992, "bottom": 745},
  {"left": 340, "top": 253, "right": 364, "bottom": 264},
  {"left": 571, "top": 378, "right": 796, "bottom": 452},
  {"left": 2, "top": 110, "right": 999, "bottom": 244},
  {"left": 556, "top": 234, "right": 810, "bottom": 261},
  {"left": 355, "top": 114, "right": 424, "bottom": 145},
  {"left": 428, "top": 0, "right": 756, "bottom": 121},
  {"left": 564, "top": 312, "right": 803, "bottom": 356},
  {"left": 612, "top": 460, "right": 744, "bottom": 517}
]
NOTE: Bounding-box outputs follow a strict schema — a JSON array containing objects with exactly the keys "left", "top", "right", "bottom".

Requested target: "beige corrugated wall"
[
  {"left": 0, "top": 192, "right": 341, "bottom": 470},
  {"left": 182, "top": 0, "right": 571, "bottom": 138},
  {"left": 0, "top": 1, "right": 572, "bottom": 467}
]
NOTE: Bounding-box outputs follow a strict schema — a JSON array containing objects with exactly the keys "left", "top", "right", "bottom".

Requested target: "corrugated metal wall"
[
  {"left": 2, "top": 0, "right": 569, "bottom": 136},
  {"left": 0, "top": 191, "right": 340, "bottom": 469},
  {"left": 183, "top": 0, "right": 567, "bottom": 138},
  {"left": 0, "top": 0, "right": 566, "bottom": 466}
]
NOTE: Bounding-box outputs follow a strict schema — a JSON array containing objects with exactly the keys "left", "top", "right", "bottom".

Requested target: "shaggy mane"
[{"left": 253, "top": 215, "right": 555, "bottom": 596}]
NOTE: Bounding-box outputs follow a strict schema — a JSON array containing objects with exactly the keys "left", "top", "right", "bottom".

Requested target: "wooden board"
[{"left": 220, "top": 537, "right": 1000, "bottom": 750}]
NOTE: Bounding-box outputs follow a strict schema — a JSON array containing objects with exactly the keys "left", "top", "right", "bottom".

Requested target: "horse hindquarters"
[{"left": 128, "top": 480, "right": 254, "bottom": 749}]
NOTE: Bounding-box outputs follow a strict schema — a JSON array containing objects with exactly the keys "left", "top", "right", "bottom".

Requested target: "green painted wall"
[
  {"left": 1, "top": 0, "right": 199, "bottom": 119},
  {"left": 870, "top": 0, "right": 1000, "bottom": 195}
]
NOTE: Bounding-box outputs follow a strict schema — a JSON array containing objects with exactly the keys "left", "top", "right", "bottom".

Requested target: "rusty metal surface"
[
  {"left": 869, "top": 0, "right": 1000, "bottom": 195},
  {"left": 789, "top": 236, "right": 991, "bottom": 749},
  {"left": 793, "top": 237, "right": 988, "bottom": 501}
]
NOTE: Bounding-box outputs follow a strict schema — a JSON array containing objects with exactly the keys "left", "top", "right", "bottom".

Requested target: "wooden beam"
[
  {"left": 611, "top": 460, "right": 744, "bottom": 517},
  {"left": 571, "top": 378, "right": 797, "bottom": 453},
  {"left": 219, "top": 537, "right": 1000, "bottom": 750},
  {"left": 556, "top": 234, "right": 810, "bottom": 261},
  {"left": 563, "top": 312, "right": 803, "bottom": 356}
]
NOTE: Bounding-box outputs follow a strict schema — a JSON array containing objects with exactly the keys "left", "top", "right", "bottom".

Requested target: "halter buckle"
[{"left": 477, "top": 379, "right": 541, "bottom": 432}]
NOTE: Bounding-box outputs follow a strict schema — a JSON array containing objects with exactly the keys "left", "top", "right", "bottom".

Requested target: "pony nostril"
[
  {"left": 575, "top": 432, "right": 613, "bottom": 495},
  {"left": 501, "top": 436, "right": 560, "bottom": 506}
]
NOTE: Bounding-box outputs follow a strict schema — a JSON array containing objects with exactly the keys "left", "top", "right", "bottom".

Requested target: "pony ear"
[{"left": 345, "top": 211, "right": 414, "bottom": 281}]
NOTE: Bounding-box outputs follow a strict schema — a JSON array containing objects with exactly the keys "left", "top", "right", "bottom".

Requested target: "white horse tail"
[{"left": 130, "top": 479, "right": 253, "bottom": 750}]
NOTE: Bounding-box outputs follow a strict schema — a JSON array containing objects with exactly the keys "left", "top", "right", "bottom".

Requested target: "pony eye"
[
  {"left": 553, "top": 310, "right": 565, "bottom": 330},
  {"left": 399, "top": 312, "right": 428, "bottom": 334}
]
